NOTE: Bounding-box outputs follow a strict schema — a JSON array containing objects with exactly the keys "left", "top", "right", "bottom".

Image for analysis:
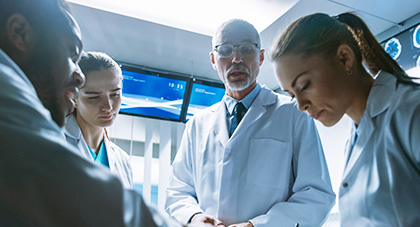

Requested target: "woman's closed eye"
[{"left": 300, "top": 81, "right": 311, "bottom": 92}]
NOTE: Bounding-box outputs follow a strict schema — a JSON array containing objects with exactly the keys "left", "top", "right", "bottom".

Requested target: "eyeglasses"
[{"left": 213, "top": 43, "right": 259, "bottom": 58}]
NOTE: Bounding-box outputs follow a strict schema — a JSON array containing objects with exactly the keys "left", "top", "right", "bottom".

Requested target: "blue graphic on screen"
[
  {"left": 381, "top": 22, "right": 420, "bottom": 71},
  {"left": 385, "top": 37, "right": 402, "bottom": 60},
  {"left": 413, "top": 24, "right": 420, "bottom": 48},
  {"left": 186, "top": 83, "right": 225, "bottom": 120},
  {"left": 120, "top": 70, "right": 187, "bottom": 120}
]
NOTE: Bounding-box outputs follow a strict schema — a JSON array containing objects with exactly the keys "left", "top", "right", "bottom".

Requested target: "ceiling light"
[{"left": 67, "top": 0, "right": 299, "bottom": 36}]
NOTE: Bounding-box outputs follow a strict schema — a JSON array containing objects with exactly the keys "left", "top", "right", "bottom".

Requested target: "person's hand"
[
  {"left": 227, "top": 221, "right": 254, "bottom": 227},
  {"left": 187, "top": 223, "right": 221, "bottom": 227},
  {"left": 190, "top": 213, "right": 225, "bottom": 226}
]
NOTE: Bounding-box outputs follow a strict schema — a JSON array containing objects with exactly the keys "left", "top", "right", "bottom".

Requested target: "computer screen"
[
  {"left": 184, "top": 78, "right": 225, "bottom": 121},
  {"left": 119, "top": 65, "right": 189, "bottom": 122},
  {"left": 382, "top": 22, "right": 420, "bottom": 71}
]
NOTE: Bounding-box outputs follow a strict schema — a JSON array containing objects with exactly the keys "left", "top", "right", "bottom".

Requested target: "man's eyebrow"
[
  {"left": 111, "top": 88, "right": 121, "bottom": 92},
  {"left": 84, "top": 91, "right": 101, "bottom": 94}
]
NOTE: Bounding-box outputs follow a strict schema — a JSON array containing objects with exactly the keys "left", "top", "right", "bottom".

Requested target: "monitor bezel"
[
  {"left": 182, "top": 77, "right": 225, "bottom": 122},
  {"left": 118, "top": 62, "right": 191, "bottom": 122},
  {"left": 380, "top": 22, "right": 420, "bottom": 71}
]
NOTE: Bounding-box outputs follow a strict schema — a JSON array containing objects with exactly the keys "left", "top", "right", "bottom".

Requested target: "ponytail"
[
  {"left": 272, "top": 12, "right": 418, "bottom": 85},
  {"left": 335, "top": 13, "right": 416, "bottom": 85}
]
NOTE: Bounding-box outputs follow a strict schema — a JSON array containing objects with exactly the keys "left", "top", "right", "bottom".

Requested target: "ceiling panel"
[
  {"left": 68, "top": 0, "right": 299, "bottom": 36},
  {"left": 69, "top": 3, "right": 218, "bottom": 81},
  {"left": 68, "top": 0, "right": 420, "bottom": 90}
]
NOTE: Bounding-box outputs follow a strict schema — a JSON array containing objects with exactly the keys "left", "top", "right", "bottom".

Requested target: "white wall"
[{"left": 107, "top": 114, "right": 185, "bottom": 211}]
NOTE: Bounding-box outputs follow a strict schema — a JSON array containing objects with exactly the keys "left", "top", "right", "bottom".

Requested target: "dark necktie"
[{"left": 230, "top": 102, "right": 246, "bottom": 137}]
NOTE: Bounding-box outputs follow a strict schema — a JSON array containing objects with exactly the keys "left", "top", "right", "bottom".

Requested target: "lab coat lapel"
[
  {"left": 63, "top": 115, "right": 94, "bottom": 161},
  {"left": 232, "top": 86, "right": 274, "bottom": 137},
  {"left": 343, "top": 71, "right": 394, "bottom": 178},
  {"left": 235, "top": 99, "right": 265, "bottom": 134},
  {"left": 103, "top": 135, "right": 117, "bottom": 172},
  {"left": 343, "top": 130, "right": 353, "bottom": 167},
  {"left": 342, "top": 116, "right": 375, "bottom": 178},
  {"left": 211, "top": 102, "right": 230, "bottom": 147}
]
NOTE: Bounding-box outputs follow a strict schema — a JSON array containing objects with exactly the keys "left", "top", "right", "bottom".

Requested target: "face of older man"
[{"left": 210, "top": 21, "right": 264, "bottom": 98}]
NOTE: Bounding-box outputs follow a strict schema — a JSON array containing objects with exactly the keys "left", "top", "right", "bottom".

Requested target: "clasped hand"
[{"left": 189, "top": 213, "right": 253, "bottom": 227}]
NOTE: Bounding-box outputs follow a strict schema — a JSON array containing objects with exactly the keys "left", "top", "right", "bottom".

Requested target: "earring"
[{"left": 346, "top": 69, "right": 353, "bottom": 75}]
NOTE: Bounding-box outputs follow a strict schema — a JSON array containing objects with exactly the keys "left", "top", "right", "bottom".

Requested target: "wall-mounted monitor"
[
  {"left": 382, "top": 22, "right": 420, "bottom": 75},
  {"left": 184, "top": 78, "right": 225, "bottom": 122},
  {"left": 119, "top": 64, "right": 190, "bottom": 122}
]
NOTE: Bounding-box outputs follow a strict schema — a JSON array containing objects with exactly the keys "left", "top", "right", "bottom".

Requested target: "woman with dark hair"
[
  {"left": 64, "top": 51, "right": 133, "bottom": 189},
  {"left": 271, "top": 12, "right": 420, "bottom": 226}
]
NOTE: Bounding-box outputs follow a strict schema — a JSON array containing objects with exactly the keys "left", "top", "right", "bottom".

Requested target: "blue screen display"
[
  {"left": 120, "top": 70, "right": 187, "bottom": 121},
  {"left": 185, "top": 82, "right": 225, "bottom": 121},
  {"left": 382, "top": 23, "right": 420, "bottom": 70}
]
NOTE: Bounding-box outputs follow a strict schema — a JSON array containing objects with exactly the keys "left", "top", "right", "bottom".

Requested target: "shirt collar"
[
  {"left": 0, "top": 49, "right": 33, "bottom": 88},
  {"left": 63, "top": 114, "right": 83, "bottom": 139},
  {"left": 224, "top": 82, "right": 261, "bottom": 115},
  {"left": 365, "top": 70, "right": 397, "bottom": 117}
]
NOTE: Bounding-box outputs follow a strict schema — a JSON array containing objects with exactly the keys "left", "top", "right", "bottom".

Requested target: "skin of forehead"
[{"left": 65, "top": 11, "right": 82, "bottom": 43}]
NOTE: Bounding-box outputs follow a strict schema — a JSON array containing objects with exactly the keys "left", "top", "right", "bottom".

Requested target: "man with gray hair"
[{"left": 166, "top": 19, "right": 335, "bottom": 227}]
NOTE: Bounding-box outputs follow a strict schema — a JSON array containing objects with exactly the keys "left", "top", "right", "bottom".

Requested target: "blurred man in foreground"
[{"left": 0, "top": 0, "right": 181, "bottom": 226}]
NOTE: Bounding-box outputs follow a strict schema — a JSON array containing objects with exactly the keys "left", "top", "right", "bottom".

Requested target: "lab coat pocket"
[{"left": 247, "top": 139, "right": 290, "bottom": 188}]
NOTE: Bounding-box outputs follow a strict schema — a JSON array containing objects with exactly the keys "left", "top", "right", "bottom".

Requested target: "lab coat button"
[{"left": 342, "top": 182, "right": 348, "bottom": 188}]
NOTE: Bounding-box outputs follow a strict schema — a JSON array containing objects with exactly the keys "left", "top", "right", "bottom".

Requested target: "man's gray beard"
[
  {"left": 225, "top": 64, "right": 250, "bottom": 91},
  {"left": 226, "top": 76, "right": 250, "bottom": 91}
]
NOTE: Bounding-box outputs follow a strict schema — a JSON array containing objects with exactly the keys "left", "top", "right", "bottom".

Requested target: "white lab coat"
[
  {"left": 166, "top": 85, "right": 335, "bottom": 227},
  {"left": 64, "top": 115, "right": 133, "bottom": 189},
  {"left": 0, "top": 49, "right": 181, "bottom": 227},
  {"left": 339, "top": 71, "right": 420, "bottom": 226}
]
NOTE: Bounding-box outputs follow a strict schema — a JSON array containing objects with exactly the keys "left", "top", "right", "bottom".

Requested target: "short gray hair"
[{"left": 211, "top": 19, "right": 261, "bottom": 50}]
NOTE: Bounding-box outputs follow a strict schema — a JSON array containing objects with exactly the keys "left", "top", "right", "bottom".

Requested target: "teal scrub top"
[{"left": 88, "top": 140, "right": 109, "bottom": 168}]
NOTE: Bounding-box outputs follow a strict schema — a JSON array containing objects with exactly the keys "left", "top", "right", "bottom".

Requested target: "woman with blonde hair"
[{"left": 64, "top": 51, "right": 132, "bottom": 189}]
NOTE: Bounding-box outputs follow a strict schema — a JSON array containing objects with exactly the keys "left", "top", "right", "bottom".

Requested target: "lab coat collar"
[
  {"left": 63, "top": 114, "right": 83, "bottom": 140},
  {"left": 342, "top": 71, "right": 396, "bottom": 178},
  {"left": 211, "top": 85, "right": 277, "bottom": 147},
  {"left": 103, "top": 136, "right": 118, "bottom": 173},
  {"left": 342, "top": 116, "right": 375, "bottom": 178},
  {"left": 224, "top": 83, "right": 261, "bottom": 114},
  {"left": 0, "top": 49, "right": 34, "bottom": 92},
  {"left": 236, "top": 84, "right": 276, "bottom": 132},
  {"left": 63, "top": 115, "right": 114, "bottom": 165},
  {"left": 211, "top": 102, "right": 230, "bottom": 147},
  {"left": 366, "top": 70, "right": 397, "bottom": 118},
  {"left": 0, "top": 49, "right": 65, "bottom": 141}
]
